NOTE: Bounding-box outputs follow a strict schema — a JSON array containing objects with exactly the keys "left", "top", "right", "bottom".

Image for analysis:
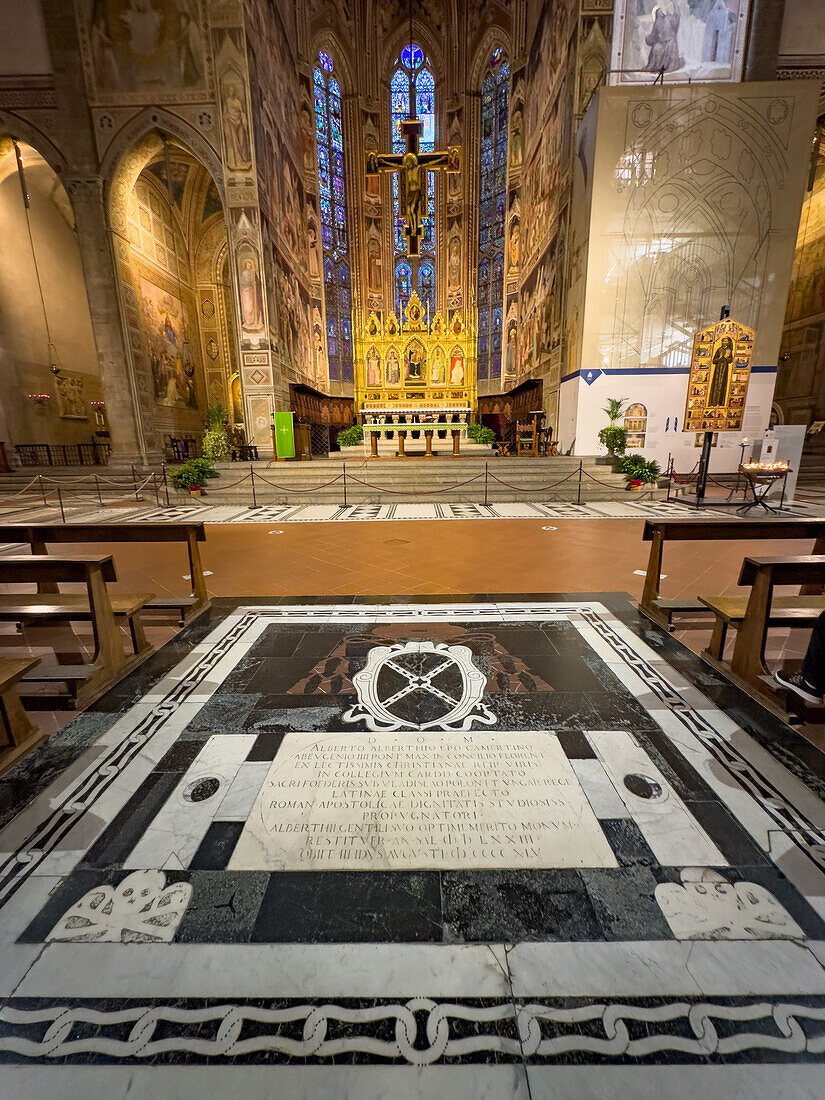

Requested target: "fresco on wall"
[
  {"left": 139, "top": 277, "right": 199, "bottom": 409},
  {"left": 85, "top": 0, "right": 207, "bottom": 97},
  {"left": 56, "top": 373, "right": 88, "bottom": 419},
  {"left": 244, "top": 0, "right": 315, "bottom": 384},
  {"left": 609, "top": 0, "right": 751, "bottom": 85}
]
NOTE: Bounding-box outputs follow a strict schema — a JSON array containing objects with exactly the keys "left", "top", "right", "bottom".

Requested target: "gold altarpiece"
[{"left": 353, "top": 292, "right": 477, "bottom": 423}]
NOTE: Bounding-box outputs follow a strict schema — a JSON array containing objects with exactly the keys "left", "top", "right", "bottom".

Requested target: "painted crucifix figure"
[{"left": 366, "top": 118, "right": 460, "bottom": 256}]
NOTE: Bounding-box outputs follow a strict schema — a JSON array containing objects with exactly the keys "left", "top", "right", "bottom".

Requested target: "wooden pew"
[
  {"left": 699, "top": 554, "right": 825, "bottom": 703},
  {"left": 0, "top": 522, "right": 210, "bottom": 625},
  {"left": 0, "top": 554, "right": 154, "bottom": 708},
  {"left": 0, "top": 656, "right": 42, "bottom": 774},
  {"left": 639, "top": 519, "right": 825, "bottom": 630}
]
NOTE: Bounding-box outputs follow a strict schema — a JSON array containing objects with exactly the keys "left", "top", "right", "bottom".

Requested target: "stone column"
[{"left": 39, "top": 0, "right": 149, "bottom": 465}]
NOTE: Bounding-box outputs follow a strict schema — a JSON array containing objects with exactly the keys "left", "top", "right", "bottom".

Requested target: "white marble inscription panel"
[{"left": 228, "top": 732, "right": 618, "bottom": 871}]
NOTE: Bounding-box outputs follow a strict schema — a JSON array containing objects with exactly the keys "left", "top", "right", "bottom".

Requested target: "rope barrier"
[
  {"left": 191, "top": 472, "right": 252, "bottom": 491},
  {"left": 579, "top": 467, "right": 639, "bottom": 490},
  {"left": 252, "top": 472, "right": 344, "bottom": 492},
  {"left": 343, "top": 470, "right": 484, "bottom": 492},
  {"left": 486, "top": 467, "right": 579, "bottom": 492}
]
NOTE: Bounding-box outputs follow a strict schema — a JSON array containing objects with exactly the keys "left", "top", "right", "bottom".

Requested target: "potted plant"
[
  {"left": 168, "top": 457, "right": 219, "bottom": 498},
  {"left": 598, "top": 398, "right": 628, "bottom": 459},
  {"left": 202, "top": 404, "right": 230, "bottom": 463},
  {"left": 337, "top": 425, "right": 364, "bottom": 447},
  {"left": 619, "top": 454, "right": 660, "bottom": 490}
]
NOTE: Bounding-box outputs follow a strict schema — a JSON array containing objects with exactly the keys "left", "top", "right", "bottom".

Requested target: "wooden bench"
[
  {"left": 0, "top": 554, "right": 154, "bottom": 708},
  {"left": 0, "top": 522, "right": 210, "bottom": 625},
  {"left": 0, "top": 656, "right": 42, "bottom": 774},
  {"left": 639, "top": 519, "right": 825, "bottom": 630},
  {"left": 699, "top": 555, "right": 825, "bottom": 702}
]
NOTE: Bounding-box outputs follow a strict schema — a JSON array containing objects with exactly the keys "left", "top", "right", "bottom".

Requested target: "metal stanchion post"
[
  {"left": 577, "top": 461, "right": 583, "bottom": 505},
  {"left": 484, "top": 462, "right": 488, "bottom": 506},
  {"left": 39, "top": 475, "right": 47, "bottom": 506},
  {"left": 250, "top": 464, "right": 256, "bottom": 507},
  {"left": 163, "top": 463, "right": 170, "bottom": 507},
  {"left": 342, "top": 463, "right": 347, "bottom": 506},
  {"left": 154, "top": 472, "right": 160, "bottom": 507},
  {"left": 95, "top": 474, "right": 103, "bottom": 504},
  {"left": 57, "top": 486, "right": 65, "bottom": 523}
]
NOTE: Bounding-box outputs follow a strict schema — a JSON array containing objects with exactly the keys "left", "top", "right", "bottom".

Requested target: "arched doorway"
[{"left": 0, "top": 138, "right": 106, "bottom": 464}]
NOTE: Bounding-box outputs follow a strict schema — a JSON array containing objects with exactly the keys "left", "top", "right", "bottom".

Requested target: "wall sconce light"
[
  {"left": 27, "top": 393, "right": 51, "bottom": 405},
  {"left": 89, "top": 400, "right": 106, "bottom": 408}
]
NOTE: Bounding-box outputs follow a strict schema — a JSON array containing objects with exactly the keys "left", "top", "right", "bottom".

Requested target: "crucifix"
[{"left": 366, "top": 118, "right": 461, "bottom": 257}]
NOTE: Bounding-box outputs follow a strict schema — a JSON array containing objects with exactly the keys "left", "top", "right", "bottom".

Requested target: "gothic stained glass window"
[
  {"left": 391, "top": 44, "right": 437, "bottom": 317},
  {"left": 314, "top": 53, "right": 353, "bottom": 383},
  {"left": 476, "top": 50, "right": 509, "bottom": 382}
]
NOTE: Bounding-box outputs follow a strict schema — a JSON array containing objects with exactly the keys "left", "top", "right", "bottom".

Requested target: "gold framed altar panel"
[
  {"left": 683, "top": 317, "right": 754, "bottom": 434},
  {"left": 354, "top": 292, "right": 477, "bottom": 419}
]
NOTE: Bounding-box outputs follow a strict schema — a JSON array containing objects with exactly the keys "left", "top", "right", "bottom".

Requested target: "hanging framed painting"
[
  {"left": 682, "top": 316, "right": 754, "bottom": 435},
  {"left": 609, "top": 0, "right": 751, "bottom": 86}
]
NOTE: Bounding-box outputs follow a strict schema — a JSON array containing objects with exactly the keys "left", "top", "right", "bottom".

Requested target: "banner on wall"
[
  {"left": 273, "top": 411, "right": 296, "bottom": 459},
  {"left": 682, "top": 317, "right": 754, "bottom": 436}
]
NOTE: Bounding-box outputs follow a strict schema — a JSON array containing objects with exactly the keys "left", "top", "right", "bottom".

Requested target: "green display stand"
[{"left": 273, "top": 411, "right": 295, "bottom": 460}]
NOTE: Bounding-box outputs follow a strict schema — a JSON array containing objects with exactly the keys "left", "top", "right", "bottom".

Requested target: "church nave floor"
[{"left": 1, "top": 595, "right": 825, "bottom": 1097}]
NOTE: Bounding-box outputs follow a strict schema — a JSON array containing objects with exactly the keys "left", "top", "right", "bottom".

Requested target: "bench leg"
[
  {"left": 731, "top": 571, "right": 772, "bottom": 687},
  {"left": 0, "top": 686, "right": 37, "bottom": 749},
  {"left": 128, "top": 613, "right": 150, "bottom": 656},
  {"left": 704, "top": 616, "right": 728, "bottom": 661}
]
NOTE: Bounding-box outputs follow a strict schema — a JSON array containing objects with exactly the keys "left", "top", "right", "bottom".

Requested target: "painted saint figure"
[
  {"left": 707, "top": 336, "right": 734, "bottom": 407},
  {"left": 644, "top": 6, "right": 683, "bottom": 74},
  {"left": 120, "top": 0, "right": 162, "bottom": 57},
  {"left": 450, "top": 354, "right": 465, "bottom": 385},
  {"left": 366, "top": 353, "right": 381, "bottom": 387},
  {"left": 386, "top": 352, "right": 401, "bottom": 385},
  {"left": 222, "top": 80, "right": 252, "bottom": 170},
  {"left": 405, "top": 345, "right": 423, "bottom": 382},
  {"left": 239, "top": 258, "right": 264, "bottom": 330}
]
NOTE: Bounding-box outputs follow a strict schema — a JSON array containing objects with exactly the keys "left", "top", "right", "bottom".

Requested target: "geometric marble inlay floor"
[{"left": 2, "top": 594, "right": 825, "bottom": 1098}]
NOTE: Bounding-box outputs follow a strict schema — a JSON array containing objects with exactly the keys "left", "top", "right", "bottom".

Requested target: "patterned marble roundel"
[{"left": 344, "top": 641, "right": 496, "bottom": 732}]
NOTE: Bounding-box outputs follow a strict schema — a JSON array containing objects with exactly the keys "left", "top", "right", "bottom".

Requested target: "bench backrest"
[
  {"left": 0, "top": 554, "right": 117, "bottom": 584},
  {"left": 739, "top": 555, "right": 825, "bottom": 588},
  {"left": 643, "top": 519, "right": 825, "bottom": 542},
  {"left": 0, "top": 523, "right": 205, "bottom": 545}
]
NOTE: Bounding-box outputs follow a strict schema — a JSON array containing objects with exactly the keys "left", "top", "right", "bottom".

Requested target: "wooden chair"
[
  {"left": 516, "top": 420, "right": 537, "bottom": 456},
  {"left": 0, "top": 523, "right": 210, "bottom": 625},
  {"left": 0, "top": 656, "right": 42, "bottom": 774},
  {"left": 0, "top": 554, "right": 155, "bottom": 708},
  {"left": 638, "top": 519, "right": 825, "bottom": 630}
]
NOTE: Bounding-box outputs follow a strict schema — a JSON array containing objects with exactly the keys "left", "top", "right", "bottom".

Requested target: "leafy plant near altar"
[
  {"left": 619, "top": 454, "right": 661, "bottom": 483},
  {"left": 598, "top": 397, "right": 628, "bottom": 457},
  {"left": 168, "top": 458, "right": 219, "bottom": 492},
  {"left": 467, "top": 423, "right": 497, "bottom": 446},
  {"left": 202, "top": 405, "right": 230, "bottom": 462},
  {"left": 337, "top": 425, "right": 364, "bottom": 447}
]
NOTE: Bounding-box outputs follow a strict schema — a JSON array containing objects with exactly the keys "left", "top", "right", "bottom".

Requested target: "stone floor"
[{"left": 1, "top": 593, "right": 825, "bottom": 1096}]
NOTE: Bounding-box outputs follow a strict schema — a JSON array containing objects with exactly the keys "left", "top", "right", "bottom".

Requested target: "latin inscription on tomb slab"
[{"left": 228, "top": 732, "right": 618, "bottom": 871}]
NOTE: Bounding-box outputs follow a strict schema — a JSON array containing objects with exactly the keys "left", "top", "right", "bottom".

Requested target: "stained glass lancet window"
[
  {"left": 477, "top": 48, "right": 509, "bottom": 381},
  {"left": 314, "top": 51, "right": 353, "bottom": 382},
  {"left": 391, "top": 44, "right": 437, "bottom": 318}
]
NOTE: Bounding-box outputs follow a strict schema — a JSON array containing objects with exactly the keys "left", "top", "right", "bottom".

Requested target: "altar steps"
[{"left": 189, "top": 455, "right": 659, "bottom": 505}]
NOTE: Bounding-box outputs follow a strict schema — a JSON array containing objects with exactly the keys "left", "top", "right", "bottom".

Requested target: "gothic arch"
[
  {"left": 0, "top": 113, "right": 67, "bottom": 180},
  {"left": 381, "top": 23, "right": 445, "bottom": 93},
  {"left": 469, "top": 27, "right": 511, "bottom": 89},
  {"left": 311, "top": 30, "right": 356, "bottom": 97},
  {"left": 102, "top": 109, "right": 225, "bottom": 237}
]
